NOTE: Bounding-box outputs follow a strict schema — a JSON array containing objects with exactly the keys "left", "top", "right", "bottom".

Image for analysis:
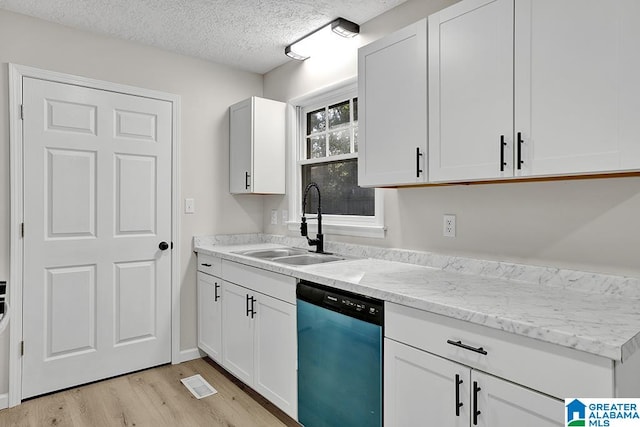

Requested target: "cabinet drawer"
[
  {"left": 385, "top": 302, "right": 613, "bottom": 399},
  {"left": 222, "top": 260, "right": 296, "bottom": 304},
  {"left": 197, "top": 254, "right": 221, "bottom": 276}
]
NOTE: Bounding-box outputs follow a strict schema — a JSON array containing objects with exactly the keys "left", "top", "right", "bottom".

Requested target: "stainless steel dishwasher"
[{"left": 296, "top": 280, "right": 383, "bottom": 427}]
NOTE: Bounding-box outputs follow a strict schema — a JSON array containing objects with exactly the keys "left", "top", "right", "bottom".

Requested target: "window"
[{"left": 289, "top": 82, "right": 384, "bottom": 238}]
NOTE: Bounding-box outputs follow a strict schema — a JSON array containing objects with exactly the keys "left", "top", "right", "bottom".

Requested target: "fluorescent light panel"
[{"left": 285, "top": 18, "right": 360, "bottom": 61}]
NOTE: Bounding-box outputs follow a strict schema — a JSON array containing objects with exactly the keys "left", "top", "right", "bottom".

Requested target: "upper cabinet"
[
  {"left": 229, "top": 96, "right": 286, "bottom": 194},
  {"left": 358, "top": 19, "right": 428, "bottom": 187},
  {"left": 429, "top": 0, "right": 640, "bottom": 183}
]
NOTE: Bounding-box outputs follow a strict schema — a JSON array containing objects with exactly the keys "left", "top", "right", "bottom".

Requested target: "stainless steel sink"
[
  {"left": 234, "top": 247, "right": 349, "bottom": 266},
  {"left": 271, "top": 253, "right": 346, "bottom": 265},
  {"left": 234, "top": 248, "right": 309, "bottom": 259}
]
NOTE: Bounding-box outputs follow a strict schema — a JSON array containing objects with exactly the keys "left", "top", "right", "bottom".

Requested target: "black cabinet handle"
[
  {"left": 250, "top": 296, "right": 256, "bottom": 319},
  {"left": 214, "top": 282, "right": 220, "bottom": 302},
  {"left": 499, "top": 135, "right": 506, "bottom": 172},
  {"left": 517, "top": 132, "right": 524, "bottom": 170},
  {"left": 473, "top": 381, "right": 481, "bottom": 425},
  {"left": 455, "top": 374, "right": 464, "bottom": 416},
  {"left": 245, "top": 295, "right": 257, "bottom": 318},
  {"left": 245, "top": 294, "right": 251, "bottom": 317},
  {"left": 159, "top": 241, "right": 169, "bottom": 251},
  {"left": 245, "top": 171, "right": 251, "bottom": 189},
  {"left": 447, "top": 340, "right": 488, "bottom": 355},
  {"left": 416, "top": 147, "right": 423, "bottom": 178},
  {"left": 201, "top": 263, "right": 212, "bottom": 267}
]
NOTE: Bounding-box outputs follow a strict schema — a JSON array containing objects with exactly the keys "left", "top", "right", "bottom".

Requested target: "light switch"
[
  {"left": 271, "top": 209, "right": 278, "bottom": 225},
  {"left": 185, "top": 198, "right": 195, "bottom": 214}
]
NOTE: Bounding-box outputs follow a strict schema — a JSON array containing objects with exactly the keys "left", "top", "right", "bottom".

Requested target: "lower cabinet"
[
  {"left": 222, "top": 280, "right": 297, "bottom": 419},
  {"left": 196, "top": 272, "right": 223, "bottom": 363},
  {"left": 385, "top": 338, "right": 562, "bottom": 426}
]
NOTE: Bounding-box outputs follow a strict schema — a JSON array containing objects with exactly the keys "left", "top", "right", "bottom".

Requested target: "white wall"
[
  {"left": 0, "top": 9, "right": 264, "bottom": 396},
  {"left": 263, "top": 0, "right": 640, "bottom": 278}
]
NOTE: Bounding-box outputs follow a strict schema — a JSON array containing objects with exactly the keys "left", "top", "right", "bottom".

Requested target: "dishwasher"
[{"left": 296, "top": 280, "right": 383, "bottom": 427}]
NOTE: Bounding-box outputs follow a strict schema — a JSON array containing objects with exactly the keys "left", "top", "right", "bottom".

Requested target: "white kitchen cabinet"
[
  {"left": 358, "top": 19, "right": 428, "bottom": 187},
  {"left": 385, "top": 339, "right": 562, "bottom": 426},
  {"left": 428, "top": 0, "right": 514, "bottom": 182},
  {"left": 429, "top": 0, "right": 640, "bottom": 182},
  {"left": 229, "top": 96, "right": 286, "bottom": 194},
  {"left": 253, "top": 290, "right": 297, "bottom": 414},
  {"left": 196, "top": 272, "right": 223, "bottom": 363},
  {"left": 220, "top": 261, "right": 297, "bottom": 419},
  {"left": 385, "top": 338, "right": 467, "bottom": 427},
  {"left": 472, "top": 370, "right": 561, "bottom": 427},
  {"left": 221, "top": 280, "right": 255, "bottom": 384}
]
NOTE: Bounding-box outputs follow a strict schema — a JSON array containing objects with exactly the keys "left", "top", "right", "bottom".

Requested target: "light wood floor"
[{"left": 0, "top": 358, "right": 300, "bottom": 427}]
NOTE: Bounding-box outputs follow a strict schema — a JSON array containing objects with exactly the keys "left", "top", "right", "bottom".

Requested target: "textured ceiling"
[{"left": 0, "top": 0, "right": 406, "bottom": 74}]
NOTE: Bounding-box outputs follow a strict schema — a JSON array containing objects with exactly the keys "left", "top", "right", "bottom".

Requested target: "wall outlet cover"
[
  {"left": 443, "top": 214, "right": 456, "bottom": 237},
  {"left": 271, "top": 209, "right": 278, "bottom": 225}
]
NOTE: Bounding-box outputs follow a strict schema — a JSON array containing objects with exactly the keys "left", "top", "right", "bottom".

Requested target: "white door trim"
[{"left": 8, "top": 63, "right": 182, "bottom": 407}]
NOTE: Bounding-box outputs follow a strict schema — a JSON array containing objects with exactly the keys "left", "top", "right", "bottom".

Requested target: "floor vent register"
[{"left": 181, "top": 374, "right": 218, "bottom": 399}]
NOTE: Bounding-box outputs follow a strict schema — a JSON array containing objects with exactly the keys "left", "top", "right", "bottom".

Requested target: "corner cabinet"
[
  {"left": 428, "top": 0, "right": 640, "bottom": 183},
  {"left": 384, "top": 302, "right": 640, "bottom": 426},
  {"left": 358, "top": 19, "right": 428, "bottom": 187},
  {"left": 229, "top": 96, "right": 286, "bottom": 194}
]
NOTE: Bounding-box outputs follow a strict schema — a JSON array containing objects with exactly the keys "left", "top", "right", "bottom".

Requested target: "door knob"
[{"left": 159, "top": 241, "right": 169, "bottom": 251}]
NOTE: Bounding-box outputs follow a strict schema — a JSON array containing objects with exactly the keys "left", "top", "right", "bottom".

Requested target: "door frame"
[{"left": 7, "top": 63, "right": 182, "bottom": 407}]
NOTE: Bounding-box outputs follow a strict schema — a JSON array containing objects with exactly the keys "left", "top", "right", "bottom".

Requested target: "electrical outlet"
[
  {"left": 270, "top": 209, "right": 278, "bottom": 225},
  {"left": 443, "top": 214, "right": 456, "bottom": 237},
  {"left": 282, "top": 210, "right": 289, "bottom": 224}
]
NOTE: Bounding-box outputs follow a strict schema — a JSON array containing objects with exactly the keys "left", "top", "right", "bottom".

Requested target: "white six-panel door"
[{"left": 22, "top": 77, "right": 172, "bottom": 398}]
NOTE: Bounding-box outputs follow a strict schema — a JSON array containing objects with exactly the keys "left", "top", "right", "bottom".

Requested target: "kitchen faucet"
[{"left": 300, "top": 182, "right": 324, "bottom": 253}]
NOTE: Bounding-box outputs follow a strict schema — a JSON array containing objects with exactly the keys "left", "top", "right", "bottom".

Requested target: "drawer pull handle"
[
  {"left": 416, "top": 147, "right": 423, "bottom": 177},
  {"left": 447, "top": 339, "right": 488, "bottom": 355},
  {"left": 201, "top": 263, "right": 212, "bottom": 267},
  {"left": 455, "top": 374, "right": 463, "bottom": 416},
  {"left": 214, "top": 282, "right": 220, "bottom": 302}
]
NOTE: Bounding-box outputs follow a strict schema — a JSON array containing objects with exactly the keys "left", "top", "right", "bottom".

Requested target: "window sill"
[{"left": 287, "top": 221, "right": 386, "bottom": 239}]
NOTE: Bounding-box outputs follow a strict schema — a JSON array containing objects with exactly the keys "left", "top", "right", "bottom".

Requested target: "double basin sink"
[{"left": 234, "top": 247, "right": 348, "bottom": 266}]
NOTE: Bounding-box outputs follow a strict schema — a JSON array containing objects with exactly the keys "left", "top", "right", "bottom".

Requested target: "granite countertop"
[{"left": 194, "top": 237, "right": 640, "bottom": 363}]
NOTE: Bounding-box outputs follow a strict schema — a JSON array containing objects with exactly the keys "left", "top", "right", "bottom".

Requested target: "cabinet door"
[
  {"left": 221, "top": 281, "right": 254, "bottom": 384},
  {"left": 229, "top": 98, "right": 253, "bottom": 193},
  {"left": 472, "top": 370, "right": 562, "bottom": 426},
  {"left": 429, "top": 0, "right": 514, "bottom": 182},
  {"left": 358, "top": 19, "right": 428, "bottom": 187},
  {"left": 197, "top": 272, "right": 223, "bottom": 362},
  {"left": 252, "top": 97, "right": 286, "bottom": 194},
  {"left": 515, "top": 0, "right": 640, "bottom": 176},
  {"left": 253, "top": 294, "right": 297, "bottom": 419},
  {"left": 384, "top": 339, "right": 468, "bottom": 427}
]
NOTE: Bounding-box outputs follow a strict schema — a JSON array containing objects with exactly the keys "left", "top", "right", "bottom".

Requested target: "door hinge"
[
  {"left": 20, "top": 341, "right": 24, "bottom": 356},
  {"left": 20, "top": 104, "right": 24, "bottom": 120},
  {"left": 21, "top": 222, "right": 24, "bottom": 238}
]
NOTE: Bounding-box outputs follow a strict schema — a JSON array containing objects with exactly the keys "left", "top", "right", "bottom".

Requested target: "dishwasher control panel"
[{"left": 297, "top": 280, "right": 384, "bottom": 325}]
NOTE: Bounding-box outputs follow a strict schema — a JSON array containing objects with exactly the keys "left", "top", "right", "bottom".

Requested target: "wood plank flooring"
[{"left": 0, "top": 358, "right": 300, "bottom": 427}]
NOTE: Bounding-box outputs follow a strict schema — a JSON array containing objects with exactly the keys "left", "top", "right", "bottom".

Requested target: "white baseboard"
[
  {"left": 176, "top": 347, "right": 204, "bottom": 364},
  {"left": 0, "top": 393, "right": 8, "bottom": 410}
]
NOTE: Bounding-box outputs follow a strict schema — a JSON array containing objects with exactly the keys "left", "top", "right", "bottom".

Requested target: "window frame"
[{"left": 286, "top": 79, "right": 385, "bottom": 238}]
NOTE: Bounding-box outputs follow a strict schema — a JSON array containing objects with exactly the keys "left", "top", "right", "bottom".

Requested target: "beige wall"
[
  {"left": 263, "top": 0, "right": 640, "bottom": 277},
  {"left": 0, "top": 9, "right": 264, "bottom": 395}
]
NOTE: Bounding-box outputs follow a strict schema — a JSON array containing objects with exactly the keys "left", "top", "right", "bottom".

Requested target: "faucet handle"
[{"left": 300, "top": 217, "right": 308, "bottom": 237}]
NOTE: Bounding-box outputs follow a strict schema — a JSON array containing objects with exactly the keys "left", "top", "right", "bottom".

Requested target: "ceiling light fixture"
[{"left": 285, "top": 17, "right": 360, "bottom": 61}]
